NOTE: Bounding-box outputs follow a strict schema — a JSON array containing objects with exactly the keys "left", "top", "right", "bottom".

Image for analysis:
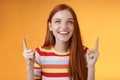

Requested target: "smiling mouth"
[{"left": 58, "top": 31, "right": 70, "bottom": 35}]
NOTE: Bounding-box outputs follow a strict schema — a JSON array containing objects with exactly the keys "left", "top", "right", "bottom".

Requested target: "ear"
[{"left": 48, "top": 22, "right": 52, "bottom": 31}]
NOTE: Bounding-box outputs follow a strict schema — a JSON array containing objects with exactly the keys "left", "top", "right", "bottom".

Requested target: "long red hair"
[{"left": 42, "top": 4, "right": 87, "bottom": 80}]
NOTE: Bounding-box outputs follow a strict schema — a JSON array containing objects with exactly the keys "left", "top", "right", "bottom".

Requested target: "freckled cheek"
[
  {"left": 69, "top": 26, "right": 74, "bottom": 33},
  {"left": 52, "top": 28, "right": 59, "bottom": 35},
  {"left": 51, "top": 25, "right": 59, "bottom": 31}
]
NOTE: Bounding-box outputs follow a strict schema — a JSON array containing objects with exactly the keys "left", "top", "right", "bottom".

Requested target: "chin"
[{"left": 58, "top": 38, "right": 71, "bottom": 42}]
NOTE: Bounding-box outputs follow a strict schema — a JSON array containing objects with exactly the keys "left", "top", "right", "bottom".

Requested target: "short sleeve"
[{"left": 34, "top": 48, "right": 42, "bottom": 80}]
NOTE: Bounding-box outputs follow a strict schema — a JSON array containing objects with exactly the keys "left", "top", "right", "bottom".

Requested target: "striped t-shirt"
[{"left": 34, "top": 47, "right": 88, "bottom": 80}]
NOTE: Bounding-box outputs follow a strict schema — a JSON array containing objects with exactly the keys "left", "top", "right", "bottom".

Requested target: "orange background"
[{"left": 0, "top": 0, "right": 120, "bottom": 80}]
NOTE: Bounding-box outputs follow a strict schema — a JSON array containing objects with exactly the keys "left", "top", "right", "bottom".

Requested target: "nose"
[{"left": 60, "top": 22, "right": 68, "bottom": 30}]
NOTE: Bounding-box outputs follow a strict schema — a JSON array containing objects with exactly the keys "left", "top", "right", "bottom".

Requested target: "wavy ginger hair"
[{"left": 42, "top": 4, "right": 87, "bottom": 80}]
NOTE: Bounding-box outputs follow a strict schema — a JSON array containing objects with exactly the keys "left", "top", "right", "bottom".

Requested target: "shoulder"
[
  {"left": 35, "top": 47, "right": 42, "bottom": 53},
  {"left": 35, "top": 46, "right": 53, "bottom": 52},
  {"left": 35, "top": 46, "right": 43, "bottom": 51},
  {"left": 35, "top": 46, "right": 53, "bottom": 56},
  {"left": 35, "top": 47, "right": 46, "bottom": 56}
]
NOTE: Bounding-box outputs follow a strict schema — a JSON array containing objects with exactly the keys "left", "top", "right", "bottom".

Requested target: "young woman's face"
[{"left": 49, "top": 10, "right": 74, "bottom": 42}]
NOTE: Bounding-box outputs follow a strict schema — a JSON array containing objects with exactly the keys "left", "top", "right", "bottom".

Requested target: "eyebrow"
[
  {"left": 53, "top": 18, "right": 74, "bottom": 21},
  {"left": 53, "top": 18, "right": 61, "bottom": 21},
  {"left": 67, "top": 18, "right": 74, "bottom": 20}
]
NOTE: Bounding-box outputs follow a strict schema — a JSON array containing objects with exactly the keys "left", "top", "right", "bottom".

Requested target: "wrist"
[
  {"left": 27, "top": 65, "right": 34, "bottom": 71},
  {"left": 88, "top": 66, "right": 95, "bottom": 71},
  {"left": 87, "top": 64, "right": 95, "bottom": 68}
]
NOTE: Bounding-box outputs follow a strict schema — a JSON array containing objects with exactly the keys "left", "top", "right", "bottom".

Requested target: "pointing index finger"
[
  {"left": 23, "top": 37, "right": 27, "bottom": 50},
  {"left": 95, "top": 38, "right": 99, "bottom": 51}
]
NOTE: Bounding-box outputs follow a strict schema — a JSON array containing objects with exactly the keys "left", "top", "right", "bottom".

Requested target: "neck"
[{"left": 54, "top": 41, "right": 70, "bottom": 53}]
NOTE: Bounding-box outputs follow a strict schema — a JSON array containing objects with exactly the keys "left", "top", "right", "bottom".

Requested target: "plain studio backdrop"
[{"left": 0, "top": 0, "right": 120, "bottom": 80}]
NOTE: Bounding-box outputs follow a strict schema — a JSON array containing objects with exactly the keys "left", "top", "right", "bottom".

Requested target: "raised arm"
[
  {"left": 86, "top": 38, "right": 99, "bottom": 80},
  {"left": 22, "top": 38, "right": 35, "bottom": 80}
]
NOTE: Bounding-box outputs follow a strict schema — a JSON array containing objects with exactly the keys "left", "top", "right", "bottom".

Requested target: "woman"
[{"left": 23, "top": 4, "right": 99, "bottom": 80}]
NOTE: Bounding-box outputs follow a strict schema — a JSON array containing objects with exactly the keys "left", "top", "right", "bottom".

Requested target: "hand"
[
  {"left": 86, "top": 38, "right": 99, "bottom": 68},
  {"left": 22, "top": 38, "right": 35, "bottom": 66}
]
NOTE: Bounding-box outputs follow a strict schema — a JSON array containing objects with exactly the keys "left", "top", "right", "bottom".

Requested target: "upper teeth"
[{"left": 59, "top": 32, "right": 69, "bottom": 34}]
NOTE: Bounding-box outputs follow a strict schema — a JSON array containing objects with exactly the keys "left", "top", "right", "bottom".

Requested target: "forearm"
[
  {"left": 27, "top": 66, "right": 34, "bottom": 80},
  {"left": 87, "top": 67, "right": 95, "bottom": 80}
]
